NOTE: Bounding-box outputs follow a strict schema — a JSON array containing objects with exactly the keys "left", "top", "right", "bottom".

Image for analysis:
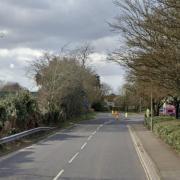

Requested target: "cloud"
[
  {"left": 0, "top": 0, "right": 119, "bottom": 49},
  {"left": 0, "top": 0, "right": 125, "bottom": 92},
  {"left": 0, "top": 47, "right": 43, "bottom": 91},
  {"left": 89, "top": 52, "right": 125, "bottom": 92},
  {"left": 10, "top": 63, "right": 14, "bottom": 69},
  {"left": 101, "top": 75, "right": 125, "bottom": 93},
  {"left": 0, "top": 48, "right": 43, "bottom": 66},
  {"left": 92, "top": 35, "right": 121, "bottom": 52},
  {"left": 89, "top": 53, "right": 125, "bottom": 75}
]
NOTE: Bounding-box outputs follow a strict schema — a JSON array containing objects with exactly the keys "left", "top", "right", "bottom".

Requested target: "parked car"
[{"left": 159, "top": 104, "right": 176, "bottom": 116}]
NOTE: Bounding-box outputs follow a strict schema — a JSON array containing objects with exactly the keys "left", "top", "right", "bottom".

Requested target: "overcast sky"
[{"left": 0, "top": 0, "right": 125, "bottom": 92}]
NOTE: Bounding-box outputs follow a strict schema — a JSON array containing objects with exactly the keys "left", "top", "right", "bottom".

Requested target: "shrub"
[
  {"left": 0, "top": 96, "right": 15, "bottom": 127},
  {"left": 145, "top": 116, "right": 180, "bottom": 152},
  {"left": 172, "top": 130, "right": 180, "bottom": 151},
  {"left": 0, "top": 91, "right": 40, "bottom": 133},
  {"left": 144, "top": 116, "right": 175, "bottom": 130},
  {"left": 0, "top": 101, "right": 8, "bottom": 126},
  {"left": 13, "top": 92, "right": 39, "bottom": 130}
]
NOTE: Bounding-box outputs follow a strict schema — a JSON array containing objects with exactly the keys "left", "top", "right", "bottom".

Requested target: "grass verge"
[{"left": 144, "top": 116, "right": 180, "bottom": 153}]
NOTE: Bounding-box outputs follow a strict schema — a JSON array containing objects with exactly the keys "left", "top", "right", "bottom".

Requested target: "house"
[{"left": 104, "top": 94, "right": 117, "bottom": 109}]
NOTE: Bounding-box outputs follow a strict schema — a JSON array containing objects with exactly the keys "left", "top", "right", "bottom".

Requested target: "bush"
[
  {"left": 0, "top": 96, "right": 15, "bottom": 127},
  {"left": 0, "top": 92, "right": 40, "bottom": 135},
  {"left": 145, "top": 116, "right": 180, "bottom": 152},
  {"left": 144, "top": 116, "right": 175, "bottom": 130},
  {"left": 13, "top": 92, "right": 39, "bottom": 130},
  {"left": 91, "top": 102, "right": 109, "bottom": 112}
]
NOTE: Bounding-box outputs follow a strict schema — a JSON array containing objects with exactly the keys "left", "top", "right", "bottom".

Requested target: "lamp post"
[
  {"left": 139, "top": 97, "right": 142, "bottom": 113},
  {"left": 150, "top": 80, "right": 153, "bottom": 131}
]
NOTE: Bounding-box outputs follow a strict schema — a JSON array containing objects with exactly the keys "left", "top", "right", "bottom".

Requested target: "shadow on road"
[{"left": 0, "top": 150, "right": 35, "bottom": 178}]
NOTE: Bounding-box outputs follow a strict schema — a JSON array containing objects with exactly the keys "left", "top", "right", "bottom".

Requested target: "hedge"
[
  {"left": 0, "top": 92, "right": 40, "bottom": 136},
  {"left": 144, "top": 116, "right": 180, "bottom": 152}
]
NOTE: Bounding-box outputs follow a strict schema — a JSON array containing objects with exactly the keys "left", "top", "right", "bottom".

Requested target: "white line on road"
[
  {"left": 68, "top": 152, "right": 79, "bottom": 164},
  {"left": 92, "top": 131, "right": 96, "bottom": 135},
  {"left": 81, "top": 142, "right": 87, "bottom": 150},
  {"left": 88, "top": 135, "right": 92, "bottom": 140},
  {"left": 26, "top": 145, "right": 34, "bottom": 149},
  {"left": 100, "top": 124, "right": 103, "bottom": 127},
  {"left": 53, "top": 169, "right": 64, "bottom": 180}
]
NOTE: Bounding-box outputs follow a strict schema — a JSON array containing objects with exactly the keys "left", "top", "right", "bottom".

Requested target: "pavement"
[
  {"left": 128, "top": 115, "right": 180, "bottom": 180},
  {"left": 0, "top": 113, "right": 147, "bottom": 180}
]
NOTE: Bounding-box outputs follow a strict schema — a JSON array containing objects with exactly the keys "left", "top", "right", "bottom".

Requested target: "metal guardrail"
[{"left": 0, "top": 127, "right": 55, "bottom": 145}]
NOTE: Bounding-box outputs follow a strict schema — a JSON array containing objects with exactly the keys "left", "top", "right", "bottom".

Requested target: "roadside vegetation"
[
  {"left": 0, "top": 91, "right": 39, "bottom": 137},
  {"left": 0, "top": 44, "right": 107, "bottom": 138},
  {"left": 110, "top": 0, "right": 180, "bottom": 118},
  {"left": 110, "top": 0, "right": 180, "bottom": 152},
  {"left": 145, "top": 116, "right": 180, "bottom": 152}
]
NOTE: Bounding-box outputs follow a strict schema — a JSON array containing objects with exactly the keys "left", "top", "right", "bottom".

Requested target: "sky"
[{"left": 0, "top": 0, "right": 125, "bottom": 92}]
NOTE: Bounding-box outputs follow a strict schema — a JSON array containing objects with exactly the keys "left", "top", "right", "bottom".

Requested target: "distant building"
[{"left": 104, "top": 94, "right": 117, "bottom": 109}]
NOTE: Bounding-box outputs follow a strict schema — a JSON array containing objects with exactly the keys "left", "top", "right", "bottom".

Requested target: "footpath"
[{"left": 131, "top": 117, "right": 180, "bottom": 180}]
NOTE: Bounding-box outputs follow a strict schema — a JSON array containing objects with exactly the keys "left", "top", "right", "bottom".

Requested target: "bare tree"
[
  {"left": 109, "top": 0, "right": 180, "bottom": 118},
  {"left": 31, "top": 53, "right": 102, "bottom": 123},
  {"left": 70, "top": 43, "right": 94, "bottom": 67}
]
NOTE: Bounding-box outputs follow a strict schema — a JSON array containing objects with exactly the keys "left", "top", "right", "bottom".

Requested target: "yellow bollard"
[{"left": 125, "top": 112, "right": 128, "bottom": 118}]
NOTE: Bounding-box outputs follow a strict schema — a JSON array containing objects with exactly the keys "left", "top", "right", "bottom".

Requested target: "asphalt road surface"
[{"left": 0, "top": 113, "right": 147, "bottom": 180}]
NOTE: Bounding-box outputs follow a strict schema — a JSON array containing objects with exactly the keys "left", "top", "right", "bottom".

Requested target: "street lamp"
[{"left": 150, "top": 80, "right": 153, "bottom": 131}]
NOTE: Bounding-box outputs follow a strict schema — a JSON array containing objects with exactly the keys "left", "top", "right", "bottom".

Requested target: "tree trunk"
[
  {"left": 174, "top": 97, "right": 180, "bottom": 119},
  {"left": 156, "top": 103, "right": 161, "bottom": 116},
  {"left": 152, "top": 100, "right": 156, "bottom": 116},
  {"left": 152, "top": 100, "right": 161, "bottom": 116},
  {"left": 175, "top": 100, "right": 180, "bottom": 119}
]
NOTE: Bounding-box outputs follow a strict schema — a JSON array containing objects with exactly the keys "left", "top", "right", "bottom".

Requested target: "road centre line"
[
  {"left": 81, "top": 142, "right": 87, "bottom": 150},
  {"left": 92, "top": 131, "right": 96, "bottom": 135},
  {"left": 68, "top": 152, "right": 79, "bottom": 164},
  {"left": 53, "top": 169, "right": 64, "bottom": 180},
  {"left": 88, "top": 135, "right": 92, "bottom": 140}
]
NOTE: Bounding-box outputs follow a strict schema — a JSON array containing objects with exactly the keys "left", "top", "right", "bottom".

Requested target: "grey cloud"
[
  {"left": 0, "top": 0, "right": 118, "bottom": 50},
  {"left": 0, "top": 0, "right": 125, "bottom": 91},
  {"left": 3, "top": 0, "right": 51, "bottom": 10}
]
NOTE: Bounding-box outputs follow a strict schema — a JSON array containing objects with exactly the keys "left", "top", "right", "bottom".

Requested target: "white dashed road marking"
[
  {"left": 81, "top": 142, "right": 87, "bottom": 150},
  {"left": 53, "top": 122, "right": 105, "bottom": 179},
  {"left": 68, "top": 152, "right": 79, "bottom": 164},
  {"left": 53, "top": 169, "right": 64, "bottom": 180},
  {"left": 88, "top": 135, "right": 92, "bottom": 140},
  {"left": 92, "top": 131, "right": 96, "bottom": 135}
]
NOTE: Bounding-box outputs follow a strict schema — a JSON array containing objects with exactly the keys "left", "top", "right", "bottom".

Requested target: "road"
[{"left": 0, "top": 113, "right": 147, "bottom": 180}]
